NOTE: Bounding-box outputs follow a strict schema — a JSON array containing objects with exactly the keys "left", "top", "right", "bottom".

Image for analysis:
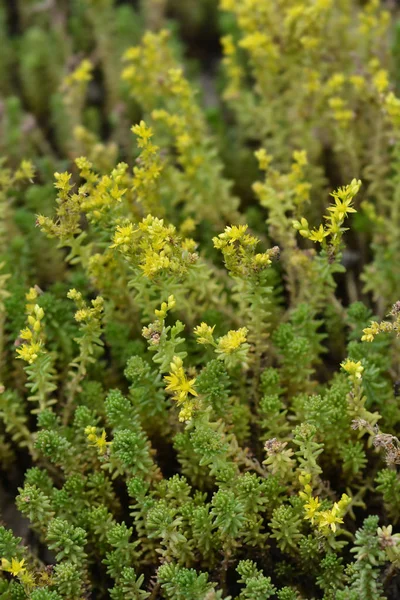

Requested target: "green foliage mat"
[{"left": 2, "top": 0, "right": 400, "bottom": 598}]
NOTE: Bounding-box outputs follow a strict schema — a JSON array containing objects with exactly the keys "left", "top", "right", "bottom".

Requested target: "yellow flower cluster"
[
  {"left": 151, "top": 106, "right": 204, "bottom": 180},
  {"left": 385, "top": 92, "right": 400, "bottom": 129},
  {"left": 111, "top": 215, "right": 198, "bottom": 280},
  {"left": 299, "top": 472, "right": 351, "bottom": 534},
  {"left": 1, "top": 557, "right": 34, "bottom": 588},
  {"left": 61, "top": 59, "right": 94, "bottom": 140},
  {"left": 85, "top": 426, "right": 111, "bottom": 455},
  {"left": 122, "top": 30, "right": 176, "bottom": 108},
  {"left": 54, "top": 171, "right": 73, "bottom": 198},
  {"left": 319, "top": 57, "right": 394, "bottom": 132},
  {"left": 131, "top": 120, "right": 163, "bottom": 212},
  {"left": 63, "top": 59, "right": 93, "bottom": 87},
  {"left": 361, "top": 303, "right": 400, "bottom": 342},
  {"left": 194, "top": 322, "right": 250, "bottom": 368},
  {"left": 214, "top": 224, "right": 251, "bottom": 245},
  {"left": 193, "top": 322, "right": 216, "bottom": 346},
  {"left": 213, "top": 224, "right": 276, "bottom": 278},
  {"left": 177, "top": 219, "right": 195, "bottom": 240},
  {"left": 16, "top": 341, "right": 42, "bottom": 365},
  {"left": 164, "top": 356, "right": 198, "bottom": 422},
  {"left": 361, "top": 321, "right": 381, "bottom": 343},
  {"left": 122, "top": 29, "right": 239, "bottom": 225},
  {"left": 329, "top": 96, "right": 354, "bottom": 125},
  {"left": 217, "top": 328, "right": 248, "bottom": 355},
  {"left": 220, "top": 0, "right": 334, "bottom": 116},
  {"left": 76, "top": 160, "right": 129, "bottom": 221},
  {"left": 67, "top": 289, "right": 104, "bottom": 326},
  {"left": 16, "top": 288, "right": 45, "bottom": 365},
  {"left": 14, "top": 160, "right": 35, "bottom": 183},
  {"left": 37, "top": 169, "right": 84, "bottom": 240},
  {"left": 110, "top": 223, "right": 136, "bottom": 253},
  {"left": 341, "top": 359, "right": 364, "bottom": 382},
  {"left": 329, "top": 180, "right": 360, "bottom": 220},
  {"left": 1, "top": 557, "right": 26, "bottom": 576},
  {"left": 37, "top": 139, "right": 133, "bottom": 240},
  {"left": 253, "top": 150, "right": 311, "bottom": 250},
  {"left": 293, "top": 178, "right": 361, "bottom": 249},
  {"left": 194, "top": 319, "right": 250, "bottom": 368},
  {"left": 221, "top": 35, "right": 243, "bottom": 100},
  {"left": 358, "top": 0, "right": 390, "bottom": 39},
  {"left": 220, "top": 0, "right": 280, "bottom": 89},
  {"left": 122, "top": 31, "right": 202, "bottom": 141},
  {"left": 373, "top": 69, "right": 389, "bottom": 95},
  {"left": 239, "top": 31, "right": 278, "bottom": 65}
]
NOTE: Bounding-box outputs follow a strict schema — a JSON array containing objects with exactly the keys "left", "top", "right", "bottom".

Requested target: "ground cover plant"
[{"left": 2, "top": 0, "right": 400, "bottom": 598}]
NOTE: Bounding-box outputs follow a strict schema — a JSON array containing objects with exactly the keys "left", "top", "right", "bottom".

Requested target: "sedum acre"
[{"left": 2, "top": 1, "right": 400, "bottom": 599}]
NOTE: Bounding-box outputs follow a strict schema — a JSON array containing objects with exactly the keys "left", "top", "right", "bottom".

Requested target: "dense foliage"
[{"left": 2, "top": 0, "right": 400, "bottom": 598}]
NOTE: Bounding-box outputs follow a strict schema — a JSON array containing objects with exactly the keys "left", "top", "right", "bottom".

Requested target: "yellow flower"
[
  {"left": 350, "top": 74, "right": 365, "bottom": 91},
  {"left": 177, "top": 403, "right": 194, "bottom": 422},
  {"left": 123, "top": 46, "right": 141, "bottom": 61},
  {"left": 164, "top": 356, "right": 198, "bottom": 421},
  {"left": 1, "top": 557, "right": 26, "bottom": 577},
  {"left": 253, "top": 253, "right": 272, "bottom": 268},
  {"left": 74, "top": 309, "right": 89, "bottom": 323},
  {"left": 292, "top": 150, "right": 308, "bottom": 166},
  {"left": 361, "top": 321, "right": 380, "bottom": 342},
  {"left": 316, "top": 493, "right": 350, "bottom": 533},
  {"left": 255, "top": 149, "right": 273, "bottom": 171},
  {"left": 385, "top": 92, "right": 400, "bottom": 126},
  {"left": 64, "top": 59, "right": 93, "bottom": 86},
  {"left": 19, "top": 569, "right": 35, "bottom": 588},
  {"left": 16, "top": 160, "right": 35, "bottom": 182},
  {"left": 85, "top": 426, "right": 111, "bottom": 455},
  {"left": 93, "top": 430, "right": 110, "bottom": 455},
  {"left": 131, "top": 120, "right": 154, "bottom": 147},
  {"left": 110, "top": 224, "right": 136, "bottom": 249},
  {"left": 215, "top": 224, "right": 249, "bottom": 246},
  {"left": 327, "top": 195, "right": 357, "bottom": 221},
  {"left": 373, "top": 69, "right": 389, "bottom": 94},
  {"left": 16, "top": 342, "right": 42, "bottom": 364},
  {"left": 164, "top": 356, "right": 198, "bottom": 403},
  {"left": 179, "top": 217, "right": 196, "bottom": 236},
  {"left": 25, "top": 288, "right": 40, "bottom": 313},
  {"left": 308, "top": 225, "right": 329, "bottom": 243},
  {"left": 194, "top": 322, "right": 216, "bottom": 345},
  {"left": 176, "top": 133, "right": 192, "bottom": 149},
  {"left": 85, "top": 426, "right": 97, "bottom": 440},
  {"left": 217, "top": 328, "right": 248, "bottom": 354},
  {"left": 26, "top": 288, "right": 38, "bottom": 302},
  {"left": 239, "top": 32, "right": 277, "bottom": 60},
  {"left": 19, "top": 328, "right": 32, "bottom": 341},
  {"left": 326, "top": 73, "right": 345, "bottom": 92},
  {"left": 341, "top": 359, "right": 364, "bottom": 379},
  {"left": 304, "top": 496, "right": 321, "bottom": 524},
  {"left": 220, "top": 0, "right": 235, "bottom": 9},
  {"left": 317, "top": 504, "right": 343, "bottom": 533},
  {"left": 67, "top": 288, "right": 81, "bottom": 302}
]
